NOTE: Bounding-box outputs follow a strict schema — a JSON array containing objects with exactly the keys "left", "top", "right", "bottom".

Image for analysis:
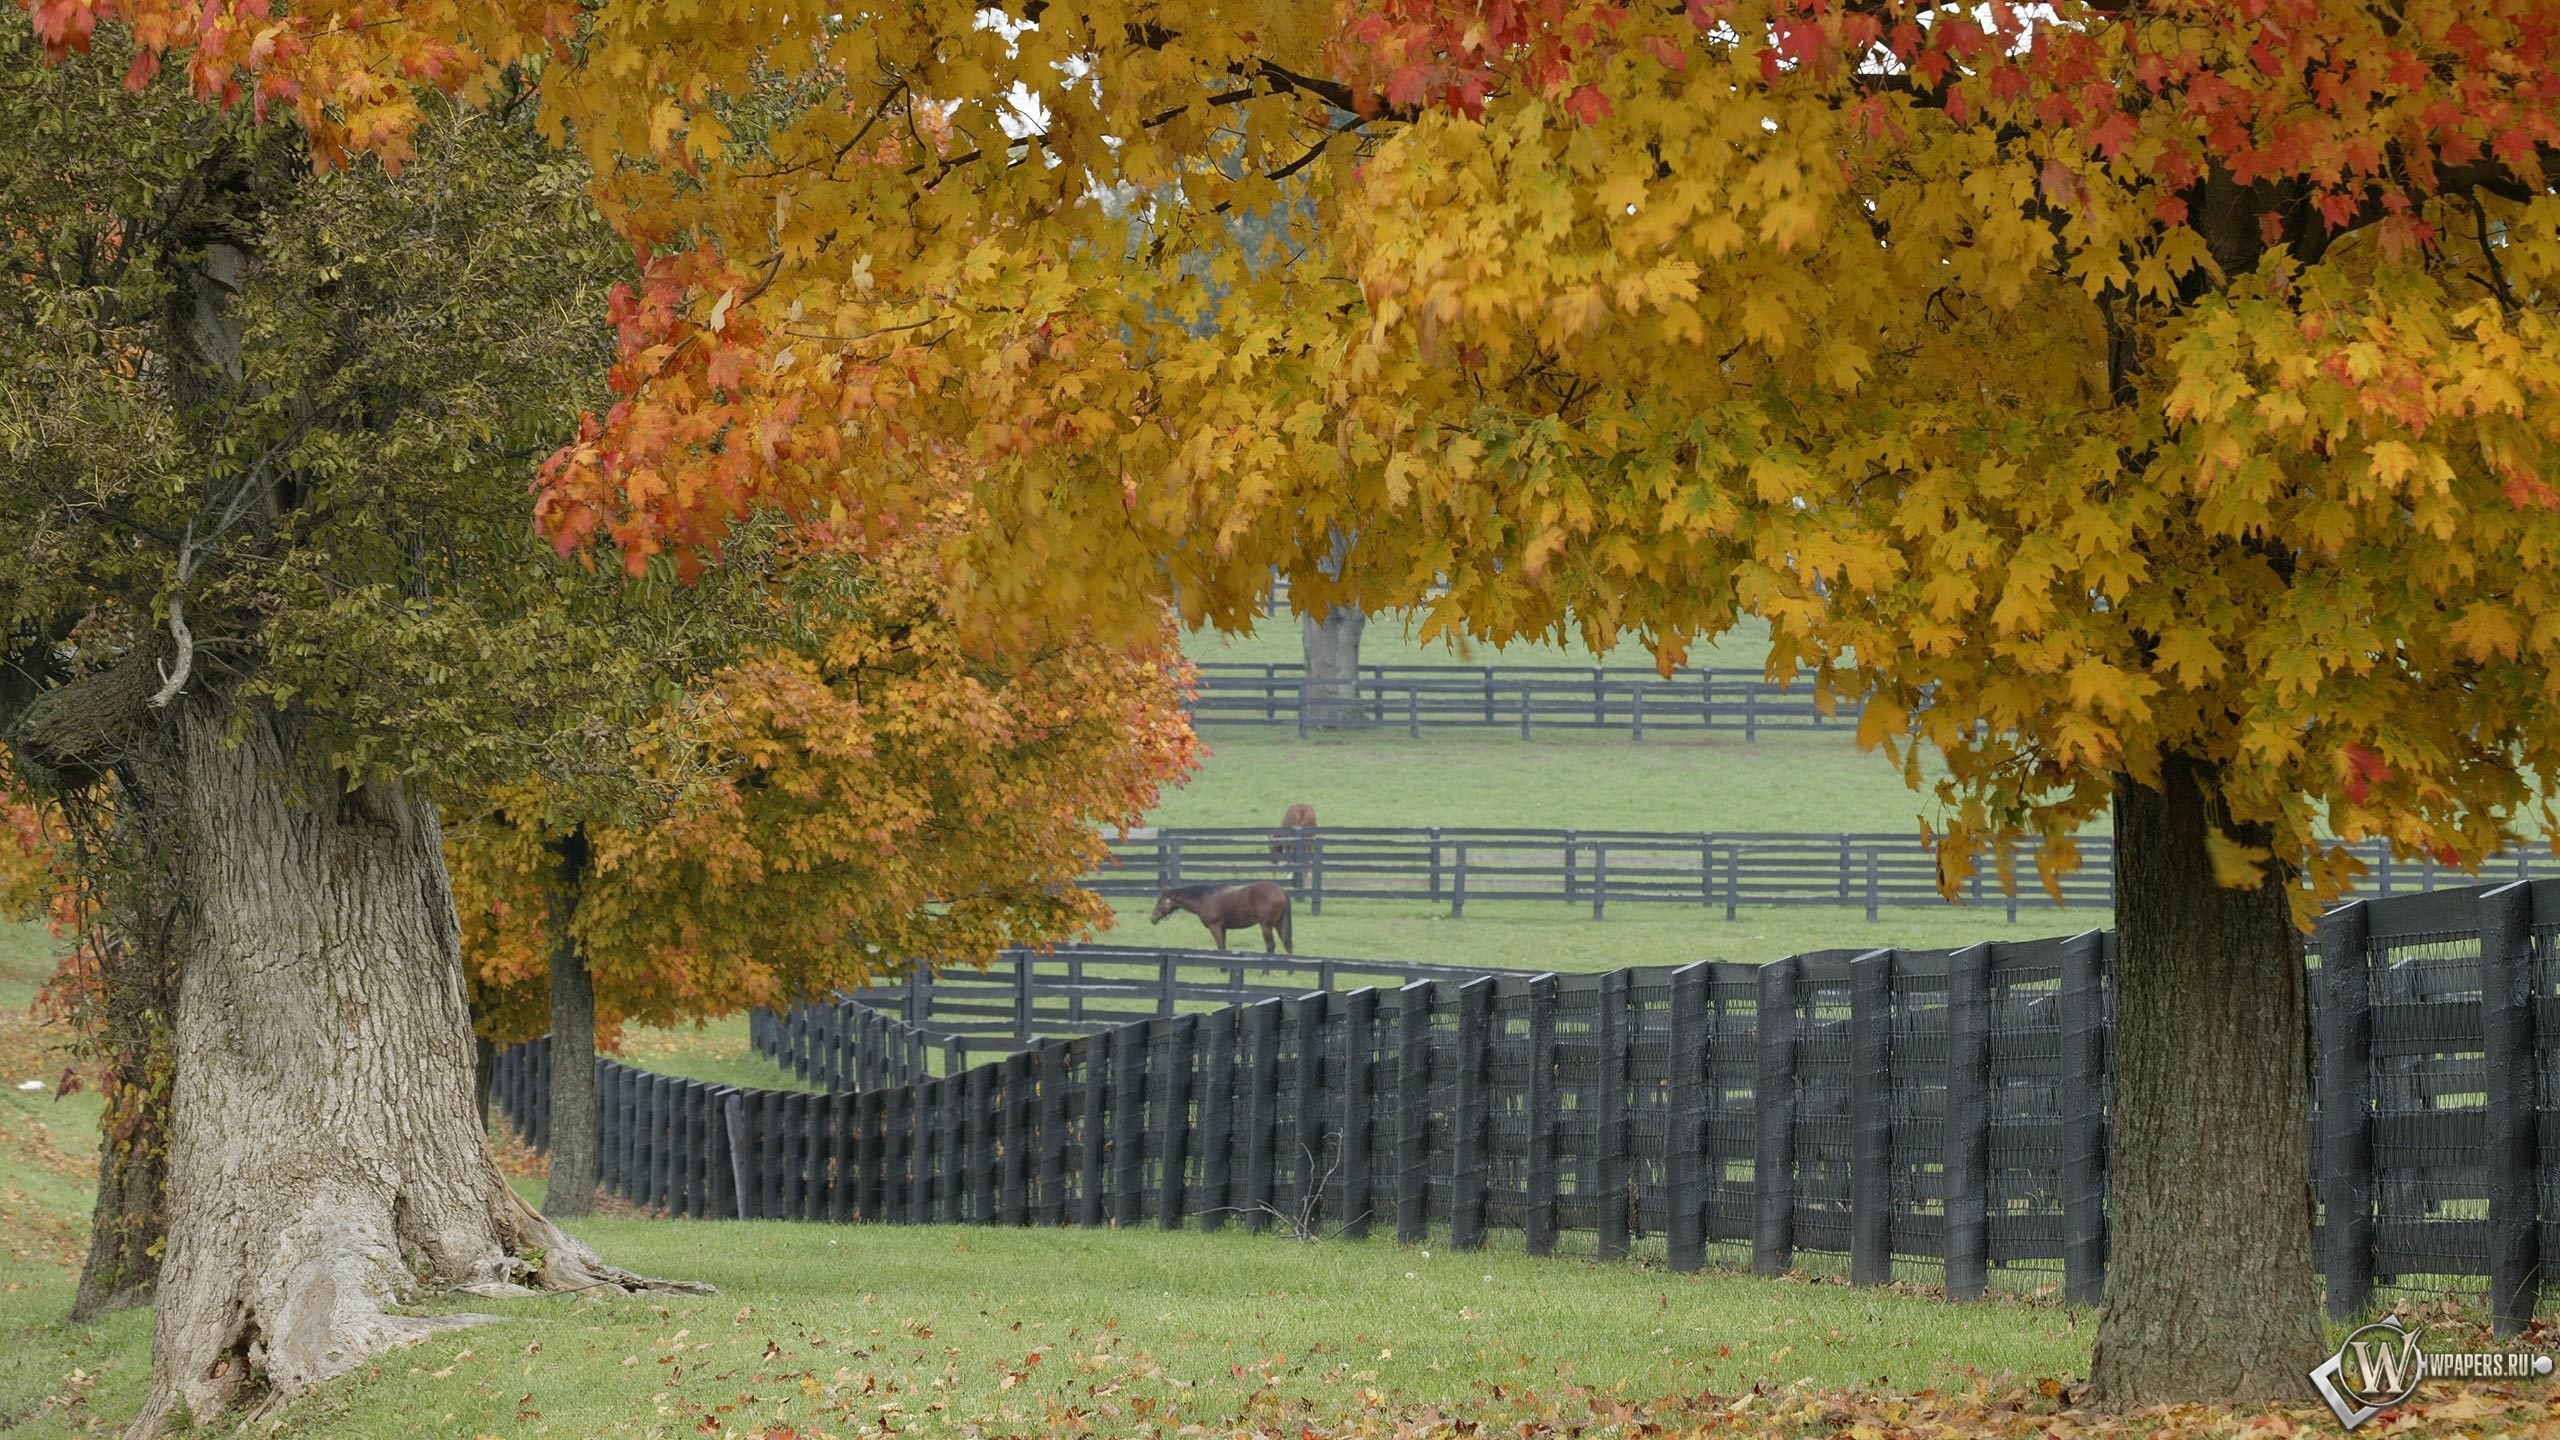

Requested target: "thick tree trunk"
[
  {"left": 128, "top": 701, "right": 701, "bottom": 1436},
  {"left": 542, "top": 832, "right": 598, "bottom": 1217},
  {"left": 1300, "top": 606, "right": 1366, "bottom": 728},
  {"left": 2084, "top": 751, "right": 2324, "bottom": 1405}
]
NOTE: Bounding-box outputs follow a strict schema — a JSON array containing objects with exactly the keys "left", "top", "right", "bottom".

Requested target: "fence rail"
[
  {"left": 1092, "top": 825, "right": 2555, "bottom": 920},
  {"left": 496, "top": 879, "right": 2560, "bottom": 1329},
  {"left": 1187, "top": 662, "right": 1854, "bottom": 738}
]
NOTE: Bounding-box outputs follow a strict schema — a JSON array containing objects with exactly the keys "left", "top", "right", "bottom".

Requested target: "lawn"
[
  {"left": 1142, "top": 728, "right": 2002, "bottom": 837},
  {"left": 1096, "top": 898, "right": 2116, "bottom": 972}
]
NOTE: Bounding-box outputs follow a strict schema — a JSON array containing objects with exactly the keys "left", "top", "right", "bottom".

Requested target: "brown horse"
[
  {"left": 1269, "top": 802, "right": 1317, "bottom": 859},
  {"left": 1151, "top": 882, "right": 1294, "bottom": 953}
]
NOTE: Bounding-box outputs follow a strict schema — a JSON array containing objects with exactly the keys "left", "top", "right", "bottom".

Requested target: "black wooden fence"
[
  {"left": 1188, "top": 662, "right": 1854, "bottom": 738},
  {"left": 493, "top": 879, "right": 2560, "bottom": 1330},
  {"left": 1097, "top": 825, "right": 2560, "bottom": 921}
]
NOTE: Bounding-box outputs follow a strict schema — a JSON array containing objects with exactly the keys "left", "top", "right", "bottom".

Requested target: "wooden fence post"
[
  {"left": 1667, "top": 962, "right": 1710, "bottom": 1272},
  {"left": 1525, "top": 974, "right": 1561, "bottom": 1257},
  {"left": 2318, "top": 901, "right": 2374, "bottom": 1321},
  {"left": 1725, "top": 849, "right": 1741, "bottom": 922},
  {"left": 1849, "top": 949, "right": 1893, "bottom": 1287},
  {"left": 2058, "top": 931, "right": 2109, "bottom": 1307},
  {"left": 1943, "top": 943, "right": 1991, "bottom": 1300},
  {"left": 1340, "top": 988, "right": 1379, "bottom": 1240},
  {"left": 1292, "top": 993, "right": 1329, "bottom": 1226},
  {"left": 1596, "top": 969, "right": 1633, "bottom": 1262},
  {"left": 1592, "top": 845, "right": 1607, "bottom": 921},
  {"left": 1396, "top": 982, "right": 1433, "bottom": 1244},
  {"left": 1245, "top": 999, "right": 1283, "bottom": 1233},
  {"left": 1754, "top": 956, "right": 1799, "bottom": 1279},
  {"left": 1452, "top": 844, "right": 1468, "bottom": 918},
  {"left": 2480, "top": 883, "right": 2540, "bottom": 1334},
  {"left": 1450, "top": 977, "right": 1495, "bottom": 1251},
  {"left": 1159, "top": 1014, "right": 1198, "bottom": 1229},
  {"left": 1201, "top": 1009, "right": 1237, "bottom": 1231}
]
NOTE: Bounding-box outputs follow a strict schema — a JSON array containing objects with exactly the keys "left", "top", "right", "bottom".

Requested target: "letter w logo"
[{"left": 2351, "top": 1333, "right": 2421, "bottom": 1398}]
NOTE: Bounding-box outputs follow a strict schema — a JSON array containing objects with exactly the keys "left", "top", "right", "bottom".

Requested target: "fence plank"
[
  {"left": 973, "top": 1061, "right": 1001, "bottom": 1223},
  {"left": 1943, "top": 944, "right": 1991, "bottom": 1300},
  {"left": 1245, "top": 999, "right": 1283, "bottom": 1234},
  {"left": 2479, "top": 883, "right": 2539, "bottom": 1335},
  {"left": 1201, "top": 1010, "right": 1237, "bottom": 1231},
  {"left": 1451, "top": 977, "right": 1495, "bottom": 1251},
  {"left": 1113, "top": 1022, "right": 1150, "bottom": 1228},
  {"left": 1667, "top": 963, "right": 1710, "bottom": 1272},
  {"left": 1396, "top": 982, "right": 1432, "bottom": 1244},
  {"left": 942, "top": 1068, "right": 968, "bottom": 1224},
  {"left": 1293, "top": 993, "right": 1330, "bottom": 1228},
  {"left": 2058, "top": 931, "right": 2109, "bottom": 1308},
  {"left": 1079, "top": 1032, "right": 1110, "bottom": 1227},
  {"left": 909, "top": 1079, "right": 937, "bottom": 1223},
  {"left": 724, "top": 1091, "right": 753, "bottom": 1220},
  {"left": 1849, "top": 949, "right": 1893, "bottom": 1287},
  {"left": 1596, "top": 969, "right": 1632, "bottom": 1262},
  {"left": 1754, "top": 957, "right": 1799, "bottom": 1279},
  {"left": 1039, "top": 1041, "right": 1069, "bottom": 1226},
  {"left": 1340, "top": 988, "right": 1378, "bottom": 1240},
  {"left": 1002, "top": 1051, "right": 1032, "bottom": 1226},
  {"left": 2318, "top": 902, "right": 2375, "bottom": 1321},
  {"left": 1525, "top": 975, "right": 1561, "bottom": 1257},
  {"left": 1159, "top": 1015, "right": 1198, "bottom": 1229}
]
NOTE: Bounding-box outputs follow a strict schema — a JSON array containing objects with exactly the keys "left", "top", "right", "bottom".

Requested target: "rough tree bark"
[
  {"left": 127, "top": 699, "right": 702, "bottom": 1435},
  {"left": 542, "top": 830, "right": 598, "bottom": 1217},
  {"left": 2083, "top": 750, "right": 2325, "bottom": 1404},
  {"left": 1300, "top": 606, "right": 1367, "bottom": 729}
]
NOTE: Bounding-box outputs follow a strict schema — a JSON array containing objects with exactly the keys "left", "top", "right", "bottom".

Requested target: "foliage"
[
  {"left": 41, "top": 0, "right": 2560, "bottom": 917},
  {"left": 447, "top": 516, "right": 1201, "bottom": 1045}
]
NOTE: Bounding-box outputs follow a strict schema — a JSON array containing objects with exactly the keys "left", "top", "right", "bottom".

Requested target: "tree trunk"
[
  {"left": 2084, "top": 751, "right": 2324, "bottom": 1405},
  {"left": 128, "top": 700, "right": 701, "bottom": 1436},
  {"left": 1300, "top": 606, "right": 1366, "bottom": 729},
  {"left": 542, "top": 831, "right": 598, "bottom": 1217}
]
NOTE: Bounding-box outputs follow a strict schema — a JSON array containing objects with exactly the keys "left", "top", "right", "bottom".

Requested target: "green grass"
[
  {"left": 18, "top": 1217, "right": 2092, "bottom": 1439},
  {"left": 613, "top": 1013, "right": 823, "bottom": 1094},
  {"left": 1097, "top": 898, "right": 2116, "bottom": 971},
  {"left": 1147, "top": 728, "right": 1980, "bottom": 836}
]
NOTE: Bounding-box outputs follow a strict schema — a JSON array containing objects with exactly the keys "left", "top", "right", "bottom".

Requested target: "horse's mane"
[{"left": 1166, "top": 882, "right": 1228, "bottom": 900}]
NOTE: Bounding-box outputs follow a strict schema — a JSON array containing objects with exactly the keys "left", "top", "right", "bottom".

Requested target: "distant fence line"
[
  {"left": 1093, "top": 825, "right": 2558, "bottom": 921},
  {"left": 1187, "top": 662, "right": 1853, "bottom": 739},
  {"left": 496, "top": 880, "right": 2560, "bottom": 1330}
]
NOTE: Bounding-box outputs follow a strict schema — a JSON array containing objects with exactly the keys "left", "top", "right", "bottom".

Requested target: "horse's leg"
[
  {"left": 1262, "top": 918, "right": 1276, "bottom": 954},
  {"left": 1208, "top": 922, "right": 1227, "bottom": 951}
]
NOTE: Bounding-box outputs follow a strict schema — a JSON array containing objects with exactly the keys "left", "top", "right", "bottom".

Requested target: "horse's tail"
[{"left": 1279, "top": 892, "right": 1293, "bottom": 953}]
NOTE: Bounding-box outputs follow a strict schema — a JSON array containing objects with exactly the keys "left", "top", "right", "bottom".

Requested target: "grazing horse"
[
  {"left": 1268, "top": 802, "right": 1317, "bottom": 859},
  {"left": 1152, "top": 882, "right": 1294, "bottom": 953}
]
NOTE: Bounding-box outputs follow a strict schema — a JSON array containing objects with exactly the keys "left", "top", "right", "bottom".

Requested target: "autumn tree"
[
  {"left": 449, "top": 514, "right": 1199, "bottom": 1216},
  {"left": 34, "top": 0, "right": 2560, "bottom": 1412},
  {"left": 0, "top": 26, "right": 768, "bottom": 1430}
]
